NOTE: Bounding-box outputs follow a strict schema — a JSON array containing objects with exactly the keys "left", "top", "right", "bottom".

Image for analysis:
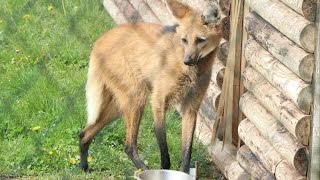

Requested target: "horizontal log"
[
  {"left": 211, "top": 58, "right": 225, "bottom": 88},
  {"left": 128, "top": 0, "right": 161, "bottom": 23},
  {"left": 242, "top": 67, "right": 310, "bottom": 145},
  {"left": 195, "top": 114, "right": 213, "bottom": 146},
  {"left": 178, "top": 0, "right": 207, "bottom": 11},
  {"left": 209, "top": 141, "right": 250, "bottom": 179},
  {"left": 246, "top": 0, "right": 316, "bottom": 52},
  {"left": 114, "top": 0, "right": 143, "bottom": 23},
  {"left": 238, "top": 119, "right": 283, "bottom": 173},
  {"left": 217, "top": 39, "right": 229, "bottom": 64},
  {"left": 144, "top": 0, "right": 175, "bottom": 25},
  {"left": 276, "top": 160, "right": 307, "bottom": 180},
  {"left": 198, "top": 99, "right": 215, "bottom": 127},
  {"left": 279, "top": 0, "right": 316, "bottom": 21},
  {"left": 103, "top": 0, "right": 128, "bottom": 24},
  {"left": 244, "top": 39, "right": 312, "bottom": 113},
  {"left": 240, "top": 92, "right": 308, "bottom": 175},
  {"left": 236, "top": 145, "right": 275, "bottom": 180},
  {"left": 238, "top": 119, "right": 305, "bottom": 179},
  {"left": 245, "top": 12, "right": 314, "bottom": 82}
]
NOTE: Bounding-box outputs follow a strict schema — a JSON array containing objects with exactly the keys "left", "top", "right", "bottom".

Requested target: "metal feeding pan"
[{"left": 134, "top": 169, "right": 195, "bottom": 180}]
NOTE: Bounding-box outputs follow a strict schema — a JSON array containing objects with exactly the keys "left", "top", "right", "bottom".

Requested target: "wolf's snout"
[{"left": 184, "top": 56, "right": 195, "bottom": 65}]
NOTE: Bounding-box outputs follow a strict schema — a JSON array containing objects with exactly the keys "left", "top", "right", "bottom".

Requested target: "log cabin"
[{"left": 103, "top": 0, "right": 320, "bottom": 179}]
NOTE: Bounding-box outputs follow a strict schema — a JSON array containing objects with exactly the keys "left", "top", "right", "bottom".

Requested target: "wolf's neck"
[{"left": 195, "top": 49, "right": 216, "bottom": 75}]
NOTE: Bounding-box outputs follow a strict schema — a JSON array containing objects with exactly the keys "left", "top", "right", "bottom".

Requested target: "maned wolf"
[{"left": 79, "top": 0, "right": 222, "bottom": 173}]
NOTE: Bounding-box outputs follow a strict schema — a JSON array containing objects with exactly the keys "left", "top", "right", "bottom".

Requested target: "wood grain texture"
[
  {"left": 242, "top": 67, "right": 310, "bottom": 145},
  {"left": 240, "top": 92, "right": 308, "bottom": 175},
  {"left": 244, "top": 39, "right": 312, "bottom": 113},
  {"left": 217, "top": 39, "right": 229, "bottom": 65},
  {"left": 238, "top": 119, "right": 306, "bottom": 179},
  {"left": 211, "top": 58, "right": 225, "bottom": 89},
  {"left": 275, "top": 160, "right": 307, "bottom": 180},
  {"left": 199, "top": 99, "right": 216, "bottom": 127},
  {"left": 128, "top": 0, "right": 161, "bottom": 23},
  {"left": 195, "top": 114, "right": 213, "bottom": 146},
  {"left": 279, "top": 0, "right": 317, "bottom": 21},
  {"left": 114, "top": 0, "right": 143, "bottom": 23},
  {"left": 237, "top": 145, "right": 275, "bottom": 180},
  {"left": 103, "top": 0, "right": 128, "bottom": 24},
  {"left": 309, "top": 0, "right": 320, "bottom": 179},
  {"left": 209, "top": 141, "right": 250, "bottom": 180},
  {"left": 238, "top": 118, "right": 283, "bottom": 173},
  {"left": 204, "top": 82, "right": 221, "bottom": 111},
  {"left": 245, "top": 0, "right": 316, "bottom": 52},
  {"left": 245, "top": 12, "right": 314, "bottom": 82},
  {"left": 144, "top": 0, "right": 175, "bottom": 25}
]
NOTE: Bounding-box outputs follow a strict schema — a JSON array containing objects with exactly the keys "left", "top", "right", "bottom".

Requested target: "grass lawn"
[{"left": 0, "top": 0, "right": 221, "bottom": 179}]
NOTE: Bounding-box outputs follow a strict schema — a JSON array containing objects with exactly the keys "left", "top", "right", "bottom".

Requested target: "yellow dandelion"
[
  {"left": 48, "top": 5, "right": 54, "bottom": 11},
  {"left": 87, "top": 156, "right": 93, "bottom": 163},
  {"left": 31, "top": 126, "right": 41, "bottom": 131},
  {"left": 48, "top": 151, "right": 54, "bottom": 155},
  {"left": 69, "top": 157, "right": 77, "bottom": 165},
  {"left": 22, "top": 14, "right": 31, "bottom": 20}
]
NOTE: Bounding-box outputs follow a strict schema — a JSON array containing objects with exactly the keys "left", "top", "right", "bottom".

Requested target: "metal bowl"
[{"left": 134, "top": 170, "right": 194, "bottom": 180}]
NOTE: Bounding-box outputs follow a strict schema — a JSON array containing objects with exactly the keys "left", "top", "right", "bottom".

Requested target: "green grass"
[{"left": 0, "top": 0, "right": 221, "bottom": 179}]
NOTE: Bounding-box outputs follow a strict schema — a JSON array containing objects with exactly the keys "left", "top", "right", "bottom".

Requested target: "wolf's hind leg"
[{"left": 79, "top": 87, "right": 120, "bottom": 172}]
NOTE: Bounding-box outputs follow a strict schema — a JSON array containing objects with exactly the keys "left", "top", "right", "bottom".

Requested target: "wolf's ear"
[
  {"left": 165, "top": 0, "right": 191, "bottom": 20},
  {"left": 201, "top": 2, "right": 221, "bottom": 28}
]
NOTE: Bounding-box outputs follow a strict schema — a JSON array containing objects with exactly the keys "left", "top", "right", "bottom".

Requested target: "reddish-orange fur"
[{"left": 79, "top": 0, "right": 222, "bottom": 173}]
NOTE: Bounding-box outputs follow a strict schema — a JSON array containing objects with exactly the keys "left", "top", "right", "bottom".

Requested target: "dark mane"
[{"left": 160, "top": 24, "right": 179, "bottom": 35}]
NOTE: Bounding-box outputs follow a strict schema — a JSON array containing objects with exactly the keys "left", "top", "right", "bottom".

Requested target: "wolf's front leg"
[
  {"left": 151, "top": 92, "right": 171, "bottom": 169},
  {"left": 180, "top": 110, "right": 197, "bottom": 173}
]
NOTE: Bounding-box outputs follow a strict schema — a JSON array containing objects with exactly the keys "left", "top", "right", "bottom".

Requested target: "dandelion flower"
[
  {"left": 22, "top": 14, "right": 31, "bottom": 20},
  {"left": 69, "top": 157, "right": 77, "bottom": 165},
  {"left": 31, "top": 126, "right": 41, "bottom": 131},
  {"left": 48, "top": 5, "right": 54, "bottom": 11},
  {"left": 87, "top": 156, "right": 93, "bottom": 163}
]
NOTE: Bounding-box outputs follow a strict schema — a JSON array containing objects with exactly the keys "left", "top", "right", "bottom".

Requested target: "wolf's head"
[{"left": 165, "top": 0, "right": 222, "bottom": 66}]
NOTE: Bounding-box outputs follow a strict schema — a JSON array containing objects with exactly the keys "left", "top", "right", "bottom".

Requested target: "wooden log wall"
[
  {"left": 236, "top": 0, "right": 316, "bottom": 179},
  {"left": 103, "top": 0, "right": 317, "bottom": 179}
]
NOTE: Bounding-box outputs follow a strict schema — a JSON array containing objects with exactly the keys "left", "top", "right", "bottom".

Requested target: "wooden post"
[
  {"left": 246, "top": 0, "right": 316, "bottom": 53},
  {"left": 240, "top": 92, "right": 308, "bottom": 175},
  {"left": 245, "top": 12, "right": 314, "bottom": 83},
  {"left": 103, "top": 0, "right": 128, "bottom": 24},
  {"left": 244, "top": 39, "right": 312, "bottom": 113},
  {"left": 236, "top": 145, "right": 275, "bottom": 180},
  {"left": 242, "top": 67, "right": 310, "bottom": 145},
  {"left": 308, "top": 0, "right": 320, "bottom": 179},
  {"left": 220, "top": 0, "right": 245, "bottom": 145},
  {"left": 279, "top": 0, "right": 317, "bottom": 21}
]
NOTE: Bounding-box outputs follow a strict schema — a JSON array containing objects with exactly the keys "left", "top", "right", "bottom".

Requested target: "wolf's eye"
[
  {"left": 196, "top": 37, "right": 206, "bottom": 44},
  {"left": 181, "top": 38, "right": 188, "bottom": 44}
]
